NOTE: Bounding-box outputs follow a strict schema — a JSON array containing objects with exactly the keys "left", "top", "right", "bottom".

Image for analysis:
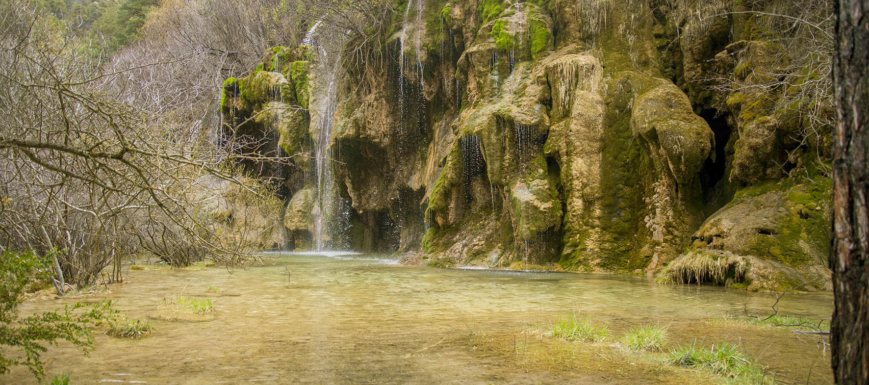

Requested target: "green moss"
[
  {"left": 422, "top": 226, "right": 437, "bottom": 253},
  {"left": 490, "top": 19, "right": 514, "bottom": 51},
  {"left": 479, "top": 0, "right": 506, "bottom": 24},
  {"left": 220, "top": 77, "right": 238, "bottom": 112},
  {"left": 743, "top": 178, "right": 831, "bottom": 267},
  {"left": 560, "top": 74, "right": 645, "bottom": 272},
  {"left": 289, "top": 61, "right": 310, "bottom": 109},
  {"left": 428, "top": 144, "right": 461, "bottom": 212},
  {"left": 733, "top": 179, "right": 785, "bottom": 200},
  {"left": 441, "top": 4, "right": 451, "bottom": 24},
  {"left": 269, "top": 46, "right": 295, "bottom": 72},
  {"left": 528, "top": 18, "right": 551, "bottom": 59},
  {"left": 428, "top": 257, "right": 457, "bottom": 268}
]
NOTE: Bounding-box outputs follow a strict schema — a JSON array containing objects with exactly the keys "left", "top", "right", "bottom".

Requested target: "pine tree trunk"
[{"left": 832, "top": 0, "right": 869, "bottom": 383}]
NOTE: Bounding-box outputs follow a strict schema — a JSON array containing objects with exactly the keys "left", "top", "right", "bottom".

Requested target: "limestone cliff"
[{"left": 221, "top": 0, "right": 833, "bottom": 291}]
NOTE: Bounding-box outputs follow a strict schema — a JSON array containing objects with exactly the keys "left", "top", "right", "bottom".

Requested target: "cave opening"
[{"left": 699, "top": 110, "right": 733, "bottom": 210}]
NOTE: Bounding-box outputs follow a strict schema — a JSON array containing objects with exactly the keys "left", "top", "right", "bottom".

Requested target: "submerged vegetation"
[
  {"left": 158, "top": 296, "right": 215, "bottom": 318},
  {"left": 711, "top": 314, "right": 831, "bottom": 332},
  {"left": 552, "top": 314, "right": 609, "bottom": 342},
  {"left": 468, "top": 314, "right": 779, "bottom": 384}
]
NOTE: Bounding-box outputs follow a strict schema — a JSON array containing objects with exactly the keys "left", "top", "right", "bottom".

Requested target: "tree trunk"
[{"left": 831, "top": 0, "right": 869, "bottom": 383}]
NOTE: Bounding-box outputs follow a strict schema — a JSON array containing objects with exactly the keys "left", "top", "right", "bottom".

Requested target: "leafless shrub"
[{"left": 0, "top": 1, "right": 282, "bottom": 292}]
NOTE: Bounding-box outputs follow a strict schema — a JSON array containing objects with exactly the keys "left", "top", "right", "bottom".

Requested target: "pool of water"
[{"left": 8, "top": 253, "right": 834, "bottom": 384}]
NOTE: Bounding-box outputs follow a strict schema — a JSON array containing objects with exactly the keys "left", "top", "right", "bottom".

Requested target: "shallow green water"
[{"left": 7, "top": 252, "right": 833, "bottom": 384}]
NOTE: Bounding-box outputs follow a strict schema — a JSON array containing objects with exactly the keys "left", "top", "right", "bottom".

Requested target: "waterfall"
[
  {"left": 303, "top": 20, "right": 322, "bottom": 46},
  {"left": 461, "top": 136, "right": 485, "bottom": 202},
  {"left": 398, "top": 0, "right": 427, "bottom": 143},
  {"left": 395, "top": 0, "right": 428, "bottom": 250},
  {"left": 455, "top": 78, "right": 461, "bottom": 110},
  {"left": 308, "top": 24, "right": 351, "bottom": 251},
  {"left": 515, "top": 123, "right": 536, "bottom": 174},
  {"left": 313, "top": 73, "right": 338, "bottom": 251},
  {"left": 510, "top": 0, "right": 525, "bottom": 73}
]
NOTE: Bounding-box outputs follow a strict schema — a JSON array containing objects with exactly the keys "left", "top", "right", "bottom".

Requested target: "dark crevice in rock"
[
  {"left": 698, "top": 109, "right": 734, "bottom": 213},
  {"left": 757, "top": 228, "right": 776, "bottom": 236}
]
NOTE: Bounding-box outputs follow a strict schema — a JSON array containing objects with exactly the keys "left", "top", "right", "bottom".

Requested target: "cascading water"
[
  {"left": 397, "top": 0, "right": 428, "bottom": 144},
  {"left": 307, "top": 23, "right": 351, "bottom": 251},
  {"left": 395, "top": 0, "right": 427, "bottom": 250},
  {"left": 515, "top": 123, "right": 536, "bottom": 174},
  {"left": 509, "top": 0, "right": 525, "bottom": 73},
  {"left": 461, "top": 136, "right": 485, "bottom": 202},
  {"left": 302, "top": 20, "right": 322, "bottom": 46}
]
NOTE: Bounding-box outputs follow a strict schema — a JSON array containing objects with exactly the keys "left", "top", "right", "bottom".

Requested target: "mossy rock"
[
  {"left": 284, "top": 187, "right": 317, "bottom": 232},
  {"left": 663, "top": 178, "right": 832, "bottom": 291},
  {"left": 288, "top": 61, "right": 311, "bottom": 109},
  {"left": 509, "top": 154, "right": 562, "bottom": 240},
  {"left": 631, "top": 81, "right": 714, "bottom": 184},
  {"left": 238, "top": 71, "right": 296, "bottom": 113},
  {"left": 263, "top": 45, "right": 312, "bottom": 73}
]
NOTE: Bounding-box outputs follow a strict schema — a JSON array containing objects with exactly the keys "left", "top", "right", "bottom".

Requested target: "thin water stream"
[{"left": 9, "top": 253, "right": 833, "bottom": 384}]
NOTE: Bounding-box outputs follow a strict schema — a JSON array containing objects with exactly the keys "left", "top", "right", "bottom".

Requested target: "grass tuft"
[
  {"left": 157, "top": 296, "right": 214, "bottom": 320},
  {"left": 668, "top": 341, "right": 771, "bottom": 383},
  {"left": 107, "top": 317, "right": 153, "bottom": 339},
  {"left": 622, "top": 324, "right": 668, "bottom": 351},
  {"left": 552, "top": 314, "right": 609, "bottom": 342}
]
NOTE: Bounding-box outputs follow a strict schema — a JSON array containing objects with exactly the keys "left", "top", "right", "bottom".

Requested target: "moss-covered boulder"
[
  {"left": 661, "top": 178, "right": 832, "bottom": 291},
  {"left": 284, "top": 187, "right": 317, "bottom": 232},
  {"left": 631, "top": 82, "right": 714, "bottom": 185},
  {"left": 510, "top": 154, "right": 562, "bottom": 240}
]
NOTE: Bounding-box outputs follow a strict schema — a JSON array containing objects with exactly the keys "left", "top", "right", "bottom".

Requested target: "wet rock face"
[{"left": 221, "top": 0, "right": 833, "bottom": 289}]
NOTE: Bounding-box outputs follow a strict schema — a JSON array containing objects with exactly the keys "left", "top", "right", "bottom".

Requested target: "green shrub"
[
  {"left": 50, "top": 374, "right": 70, "bottom": 385},
  {"left": 0, "top": 250, "right": 114, "bottom": 380},
  {"left": 622, "top": 325, "right": 668, "bottom": 351},
  {"left": 552, "top": 314, "right": 609, "bottom": 342}
]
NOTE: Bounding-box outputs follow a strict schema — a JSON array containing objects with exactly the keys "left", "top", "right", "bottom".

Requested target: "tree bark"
[{"left": 832, "top": 0, "right": 869, "bottom": 383}]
